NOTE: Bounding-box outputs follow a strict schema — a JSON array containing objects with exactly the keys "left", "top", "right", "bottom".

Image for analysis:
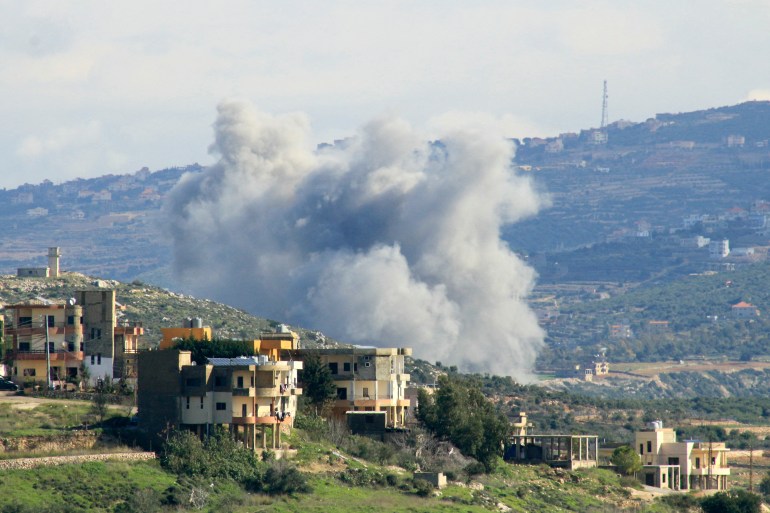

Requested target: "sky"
[{"left": 2, "top": 0, "right": 770, "bottom": 189}]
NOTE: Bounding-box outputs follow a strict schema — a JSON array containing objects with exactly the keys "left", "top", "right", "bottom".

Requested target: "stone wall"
[
  {"left": 0, "top": 432, "right": 100, "bottom": 453},
  {"left": 0, "top": 452, "right": 155, "bottom": 470}
]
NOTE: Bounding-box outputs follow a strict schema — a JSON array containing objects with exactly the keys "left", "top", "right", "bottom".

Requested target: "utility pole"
[
  {"left": 749, "top": 441, "right": 754, "bottom": 492},
  {"left": 44, "top": 315, "right": 51, "bottom": 390},
  {"left": 600, "top": 80, "right": 609, "bottom": 129}
]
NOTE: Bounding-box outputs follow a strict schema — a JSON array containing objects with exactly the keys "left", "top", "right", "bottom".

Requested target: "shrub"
[
  {"left": 263, "top": 460, "right": 312, "bottom": 495},
  {"left": 413, "top": 478, "right": 434, "bottom": 497}
]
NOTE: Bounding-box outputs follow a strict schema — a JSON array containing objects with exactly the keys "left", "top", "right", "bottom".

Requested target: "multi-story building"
[
  {"left": 75, "top": 289, "right": 144, "bottom": 384},
  {"left": 3, "top": 300, "right": 84, "bottom": 387},
  {"left": 138, "top": 348, "right": 302, "bottom": 451},
  {"left": 635, "top": 421, "right": 730, "bottom": 490},
  {"left": 3, "top": 290, "right": 143, "bottom": 388},
  {"left": 296, "top": 347, "right": 411, "bottom": 427}
]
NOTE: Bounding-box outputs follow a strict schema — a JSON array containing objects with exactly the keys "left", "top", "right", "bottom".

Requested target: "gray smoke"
[{"left": 164, "top": 100, "right": 546, "bottom": 379}]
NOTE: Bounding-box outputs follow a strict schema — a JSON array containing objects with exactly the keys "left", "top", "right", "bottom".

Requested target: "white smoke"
[{"left": 164, "top": 100, "right": 547, "bottom": 379}]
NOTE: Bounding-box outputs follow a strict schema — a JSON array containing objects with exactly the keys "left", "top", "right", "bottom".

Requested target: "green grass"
[
  {"left": 0, "top": 400, "right": 125, "bottom": 437},
  {"left": 0, "top": 460, "right": 176, "bottom": 512}
]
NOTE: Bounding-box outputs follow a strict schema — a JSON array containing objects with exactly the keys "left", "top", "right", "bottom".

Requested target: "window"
[
  {"left": 329, "top": 362, "right": 338, "bottom": 375},
  {"left": 668, "top": 457, "right": 679, "bottom": 465},
  {"left": 67, "top": 315, "right": 75, "bottom": 325},
  {"left": 711, "top": 457, "right": 716, "bottom": 465},
  {"left": 185, "top": 378, "right": 202, "bottom": 387},
  {"left": 67, "top": 342, "right": 75, "bottom": 351},
  {"left": 647, "top": 441, "right": 651, "bottom": 453},
  {"left": 48, "top": 342, "right": 55, "bottom": 353},
  {"left": 250, "top": 376, "right": 254, "bottom": 387},
  {"left": 97, "top": 353, "right": 102, "bottom": 365},
  {"left": 237, "top": 376, "right": 244, "bottom": 388},
  {"left": 19, "top": 316, "right": 32, "bottom": 327},
  {"left": 186, "top": 397, "right": 190, "bottom": 409},
  {"left": 214, "top": 376, "right": 226, "bottom": 387},
  {"left": 23, "top": 368, "right": 36, "bottom": 377},
  {"left": 91, "top": 328, "right": 102, "bottom": 340},
  {"left": 337, "top": 387, "right": 347, "bottom": 400},
  {"left": 47, "top": 316, "right": 55, "bottom": 328},
  {"left": 354, "top": 363, "right": 358, "bottom": 372},
  {"left": 363, "top": 387, "right": 369, "bottom": 398},
  {"left": 90, "top": 355, "right": 95, "bottom": 365},
  {"left": 200, "top": 397, "right": 204, "bottom": 409},
  {"left": 639, "top": 444, "right": 643, "bottom": 455},
  {"left": 19, "top": 342, "right": 30, "bottom": 352},
  {"left": 695, "top": 457, "right": 700, "bottom": 468},
  {"left": 343, "top": 362, "right": 351, "bottom": 372},
  {"left": 365, "top": 362, "right": 371, "bottom": 367},
  {"left": 662, "top": 474, "right": 666, "bottom": 483},
  {"left": 216, "top": 402, "right": 227, "bottom": 411}
]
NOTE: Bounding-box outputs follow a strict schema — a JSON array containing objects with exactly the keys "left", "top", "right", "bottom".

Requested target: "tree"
[
  {"left": 610, "top": 445, "right": 642, "bottom": 476},
  {"left": 758, "top": 470, "right": 770, "bottom": 497},
  {"left": 700, "top": 490, "right": 761, "bottom": 513},
  {"left": 299, "top": 353, "right": 336, "bottom": 415},
  {"left": 90, "top": 378, "right": 109, "bottom": 423},
  {"left": 416, "top": 375, "right": 509, "bottom": 471}
]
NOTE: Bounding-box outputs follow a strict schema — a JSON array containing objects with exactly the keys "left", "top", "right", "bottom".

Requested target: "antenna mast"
[{"left": 600, "top": 80, "right": 609, "bottom": 129}]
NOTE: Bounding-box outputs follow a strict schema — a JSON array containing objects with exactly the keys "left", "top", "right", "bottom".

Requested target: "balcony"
[
  {"left": 232, "top": 387, "right": 255, "bottom": 397},
  {"left": 9, "top": 350, "right": 84, "bottom": 361}
]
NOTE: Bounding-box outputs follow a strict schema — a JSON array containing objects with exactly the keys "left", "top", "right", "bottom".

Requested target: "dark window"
[
  {"left": 354, "top": 363, "right": 358, "bottom": 372},
  {"left": 647, "top": 441, "right": 652, "bottom": 453},
  {"left": 241, "top": 404, "right": 247, "bottom": 416},
  {"left": 67, "top": 315, "right": 75, "bottom": 325},
  {"left": 329, "top": 362, "right": 338, "bottom": 375},
  {"left": 19, "top": 316, "right": 32, "bottom": 327},
  {"left": 91, "top": 355, "right": 95, "bottom": 365},
  {"left": 200, "top": 397, "right": 204, "bottom": 409},
  {"left": 23, "top": 368, "right": 36, "bottom": 377},
  {"left": 216, "top": 402, "right": 226, "bottom": 411},
  {"left": 186, "top": 397, "right": 190, "bottom": 409},
  {"left": 237, "top": 376, "right": 244, "bottom": 388},
  {"left": 639, "top": 444, "right": 643, "bottom": 455},
  {"left": 67, "top": 342, "right": 75, "bottom": 352},
  {"left": 47, "top": 316, "right": 55, "bottom": 328},
  {"left": 97, "top": 353, "right": 102, "bottom": 365},
  {"left": 343, "top": 362, "right": 351, "bottom": 372},
  {"left": 337, "top": 387, "right": 347, "bottom": 400},
  {"left": 668, "top": 457, "right": 679, "bottom": 465},
  {"left": 19, "top": 342, "right": 30, "bottom": 352},
  {"left": 185, "top": 378, "right": 202, "bottom": 387},
  {"left": 214, "top": 376, "right": 226, "bottom": 387},
  {"left": 363, "top": 387, "right": 369, "bottom": 398},
  {"left": 48, "top": 342, "right": 55, "bottom": 353},
  {"left": 695, "top": 457, "right": 701, "bottom": 468}
]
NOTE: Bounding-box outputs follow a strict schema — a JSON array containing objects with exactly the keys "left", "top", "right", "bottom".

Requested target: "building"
[
  {"left": 16, "top": 247, "right": 62, "bottom": 278},
  {"left": 709, "top": 239, "right": 730, "bottom": 259},
  {"left": 3, "top": 299, "right": 84, "bottom": 388},
  {"left": 296, "top": 347, "right": 412, "bottom": 428},
  {"left": 635, "top": 421, "right": 729, "bottom": 490},
  {"left": 507, "top": 413, "right": 598, "bottom": 470},
  {"left": 75, "top": 289, "right": 144, "bottom": 384},
  {"left": 137, "top": 349, "right": 302, "bottom": 452},
  {"left": 159, "top": 318, "right": 213, "bottom": 349},
  {"left": 732, "top": 301, "right": 760, "bottom": 319}
]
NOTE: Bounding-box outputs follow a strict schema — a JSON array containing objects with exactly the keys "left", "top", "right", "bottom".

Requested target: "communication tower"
[{"left": 600, "top": 80, "right": 609, "bottom": 129}]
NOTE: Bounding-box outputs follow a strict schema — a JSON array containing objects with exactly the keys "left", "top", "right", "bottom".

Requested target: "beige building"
[
  {"left": 507, "top": 412, "right": 598, "bottom": 470},
  {"left": 138, "top": 349, "right": 302, "bottom": 451},
  {"left": 3, "top": 300, "right": 84, "bottom": 388},
  {"left": 635, "top": 422, "right": 730, "bottom": 490},
  {"left": 297, "top": 347, "right": 411, "bottom": 428},
  {"left": 75, "top": 289, "right": 144, "bottom": 385}
]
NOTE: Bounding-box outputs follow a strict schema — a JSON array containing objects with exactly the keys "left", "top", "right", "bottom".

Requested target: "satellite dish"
[{"left": 67, "top": 298, "right": 77, "bottom": 306}]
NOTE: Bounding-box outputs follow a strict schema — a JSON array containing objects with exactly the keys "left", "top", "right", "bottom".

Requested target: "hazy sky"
[{"left": 2, "top": 0, "right": 770, "bottom": 189}]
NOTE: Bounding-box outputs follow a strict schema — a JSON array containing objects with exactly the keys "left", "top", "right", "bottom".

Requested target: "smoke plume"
[{"left": 165, "top": 100, "right": 546, "bottom": 379}]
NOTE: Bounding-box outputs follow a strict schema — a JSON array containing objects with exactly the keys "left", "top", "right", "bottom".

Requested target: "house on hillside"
[
  {"left": 296, "top": 347, "right": 412, "bottom": 428},
  {"left": 732, "top": 301, "right": 759, "bottom": 319},
  {"left": 506, "top": 412, "right": 599, "bottom": 470},
  {"left": 3, "top": 299, "right": 84, "bottom": 388},
  {"left": 137, "top": 348, "right": 302, "bottom": 452},
  {"left": 634, "top": 421, "right": 730, "bottom": 491},
  {"left": 75, "top": 289, "right": 144, "bottom": 385}
]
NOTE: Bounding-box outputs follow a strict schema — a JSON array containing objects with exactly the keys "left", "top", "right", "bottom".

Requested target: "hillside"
[{"left": 0, "top": 273, "right": 333, "bottom": 348}]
